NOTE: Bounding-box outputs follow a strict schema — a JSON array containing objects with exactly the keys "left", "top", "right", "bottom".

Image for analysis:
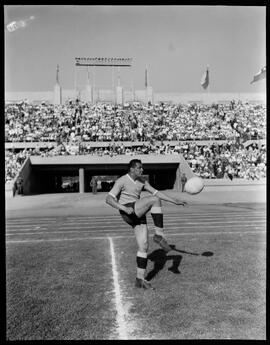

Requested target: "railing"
[{"left": 4, "top": 138, "right": 266, "bottom": 150}]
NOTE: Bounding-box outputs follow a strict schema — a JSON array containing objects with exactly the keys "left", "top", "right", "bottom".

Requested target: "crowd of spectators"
[
  {"left": 5, "top": 147, "right": 41, "bottom": 181},
  {"left": 5, "top": 99, "right": 266, "bottom": 143},
  {"left": 182, "top": 141, "right": 266, "bottom": 180},
  {"left": 5, "top": 99, "right": 266, "bottom": 183},
  {"left": 5, "top": 140, "right": 266, "bottom": 183}
]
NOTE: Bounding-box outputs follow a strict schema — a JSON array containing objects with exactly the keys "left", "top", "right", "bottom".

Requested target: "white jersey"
[{"left": 108, "top": 174, "right": 145, "bottom": 204}]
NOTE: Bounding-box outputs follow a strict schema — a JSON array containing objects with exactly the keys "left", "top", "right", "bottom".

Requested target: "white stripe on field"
[
  {"left": 5, "top": 210, "right": 265, "bottom": 223},
  {"left": 5, "top": 223, "right": 266, "bottom": 234},
  {"left": 6, "top": 215, "right": 265, "bottom": 227},
  {"left": 5, "top": 218, "right": 58, "bottom": 222},
  {"left": 108, "top": 237, "right": 128, "bottom": 340},
  {"left": 5, "top": 219, "right": 266, "bottom": 231},
  {"left": 5, "top": 230, "right": 265, "bottom": 243}
]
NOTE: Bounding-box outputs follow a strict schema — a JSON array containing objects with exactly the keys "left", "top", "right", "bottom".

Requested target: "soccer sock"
[
  {"left": 151, "top": 206, "right": 165, "bottom": 238},
  {"left": 136, "top": 251, "right": 148, "bottom": 280}
]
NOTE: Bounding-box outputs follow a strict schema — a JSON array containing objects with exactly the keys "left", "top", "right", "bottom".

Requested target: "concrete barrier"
[{"left": 203, "top": 178, "right": 266, "bottom": 187}]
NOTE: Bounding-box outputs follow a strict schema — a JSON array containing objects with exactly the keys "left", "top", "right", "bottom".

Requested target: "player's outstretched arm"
[{"left": 144, "top": 181, "right": 187, "bottom": 206}]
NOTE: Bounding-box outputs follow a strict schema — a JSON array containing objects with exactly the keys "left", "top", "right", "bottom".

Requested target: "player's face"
[{"left": 133, "top": 163, "right": 143, "bottom": 177}]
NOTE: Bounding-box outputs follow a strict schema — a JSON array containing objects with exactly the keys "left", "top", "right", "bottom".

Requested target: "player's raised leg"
[{"left": 134, "top": 195, "right": 159, "bottom": 218}]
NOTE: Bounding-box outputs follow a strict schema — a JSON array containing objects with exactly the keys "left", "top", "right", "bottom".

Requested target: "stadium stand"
[{"left": 5, "top": 100, "right": 266, "bottom": 186}]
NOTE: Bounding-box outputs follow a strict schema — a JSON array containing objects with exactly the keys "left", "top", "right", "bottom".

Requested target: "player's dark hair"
[{"left": 128, "top": 159, "right": 142, "bottom": 171}]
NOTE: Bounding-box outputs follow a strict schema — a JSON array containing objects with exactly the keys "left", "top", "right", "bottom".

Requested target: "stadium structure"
[
  {"left": 10, "top": 153, "right": 194, "bottom": 195},
  {"left": 5, "top": 58, "right": 266, "bottom": 195},
  {"left": 5, "top": 58, "right": 266, "bottom": 105}
]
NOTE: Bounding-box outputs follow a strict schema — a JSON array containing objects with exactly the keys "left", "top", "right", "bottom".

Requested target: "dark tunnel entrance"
[{"left": 30, "top": 164, "right": 179, "bottom": 194}]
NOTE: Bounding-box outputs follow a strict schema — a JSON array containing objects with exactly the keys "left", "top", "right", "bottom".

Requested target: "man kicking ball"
[{"left": 106, "top": 159, "right": 187, "bottom": 290}]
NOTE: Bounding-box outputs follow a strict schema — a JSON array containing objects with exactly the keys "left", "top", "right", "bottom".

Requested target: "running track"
[{"left": 6, "top": 207, "right": 266, "bottom": 244}]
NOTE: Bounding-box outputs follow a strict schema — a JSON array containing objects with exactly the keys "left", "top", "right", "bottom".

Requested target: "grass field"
[{"left": 5, "top": 199, "right": 266, "bottom": 340}]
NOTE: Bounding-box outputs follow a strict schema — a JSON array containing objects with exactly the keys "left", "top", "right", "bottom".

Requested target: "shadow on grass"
[
  {"left": 146, "top": 245, "right": 214, "bottom": 281},
  {"left": 146, "top": 249, "right": 183, "bottom": 281},
  {"left": 169, "top": 245, "right": 214, "bottom": 257}
]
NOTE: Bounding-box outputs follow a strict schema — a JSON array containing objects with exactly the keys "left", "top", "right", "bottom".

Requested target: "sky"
[{"left": 4, "top": 5, "right": 266, "bottom": 94}]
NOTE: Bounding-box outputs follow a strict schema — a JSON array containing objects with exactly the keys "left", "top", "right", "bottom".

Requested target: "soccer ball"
[{"left": 184, "top": 176, "right": 204, "bottom": 195}]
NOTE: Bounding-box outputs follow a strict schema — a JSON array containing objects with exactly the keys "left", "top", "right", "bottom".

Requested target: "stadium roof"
[{"left": 30, "top": 154, "right": 182, "bottom": 165}]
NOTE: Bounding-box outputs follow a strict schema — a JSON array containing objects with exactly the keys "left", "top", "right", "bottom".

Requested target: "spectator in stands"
[{"left": 5, "top": 100, "right": 266, "bottom": 143}]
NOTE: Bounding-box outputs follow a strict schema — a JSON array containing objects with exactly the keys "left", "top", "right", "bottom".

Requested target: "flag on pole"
[
  {"left": 145, "top": 67, "right": 148, "bottom": 88},
  {"left": 250, "top": 66, "right": 266, "bottom": 84},
  {"left": 201, "top": 67, "right": 209, "bottom": 89},
  {"left": 56, "top": 64, "right": 60, "bottom": 84}
]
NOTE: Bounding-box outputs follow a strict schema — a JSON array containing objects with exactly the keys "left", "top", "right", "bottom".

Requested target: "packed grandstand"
[{"left": 5, "top": 99, "right": 266, "bottom": 184}]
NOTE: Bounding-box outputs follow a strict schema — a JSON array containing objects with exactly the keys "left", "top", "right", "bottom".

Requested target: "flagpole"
[
  {"left": 207, "top": 65, "right": 210, "bottom": 104},
  {"left": 206, "top": 65, "right": 212, "bottom": 144},
  {"left": 201, "top": 65, "right": 210, "bottom": 104}
]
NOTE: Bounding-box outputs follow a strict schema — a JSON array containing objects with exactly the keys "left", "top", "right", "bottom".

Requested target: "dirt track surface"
[{"left": 6, "top": 184, "right": 266, "bottom": 219}]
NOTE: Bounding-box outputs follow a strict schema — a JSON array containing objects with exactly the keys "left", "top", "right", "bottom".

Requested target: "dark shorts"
[{"left": 119, "top": 202, "right": 147, "bottom": 228}]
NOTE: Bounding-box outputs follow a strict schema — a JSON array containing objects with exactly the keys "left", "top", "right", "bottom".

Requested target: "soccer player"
[{"left": 106, "top": 159, "right": 187, "bottom": 290}]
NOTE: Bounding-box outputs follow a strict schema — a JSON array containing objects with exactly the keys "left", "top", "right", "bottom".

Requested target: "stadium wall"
[
  {"left": 15, "top": 155, "right": 55, "bottom": 195},
  {"left": 5, "top": 90, "right": 266, "bottom": 104},
  {"left": 153, "top": 92, "right": 266, "bottom": 104},
  {"left": 15, "top": 154, "right": 195, "bottom": 195},
  {"left": 8, "top": 153, "right": 266, "bottom": 197},
  {"left": 5, "top": 139, "right": 266, "bottom": 151},
  {"left": 16, "top": 157, "right": 34, "bottom": 195}
]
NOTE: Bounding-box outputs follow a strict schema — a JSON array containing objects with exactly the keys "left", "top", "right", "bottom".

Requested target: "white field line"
[
  {"left": 5, "top": 223, "right": 266, "bottom": 235},
  {"left": 5, "top": 230, "right": 266, "bottom": 244},
  {"left": 5, "top": 211, "right": 265, "bottom": 223},
  {"left": 5, "top": 226, "right": 266, "bottom": 236},
  {"left": 59, "top": 219, "right": 266, "bottom": 228},
  {"left": 6, "top": 214, "right": 266, "bottom": 228},
  {"left": 6, "top": 216, "right": 266, "bottom": 228},
  {"left": 5, "top": 218, "right": 58, "bottom": 222},
  {"left": 6, "top": 211, "right": 265, "bottom": 223},
  {"left": 5, "top": 220, "right": 266, "bottom": 233},
  {"left": 108, "top": 237, "right": 129, "bottom": 340},
  {"left": 54, "top": 213, "right": 266, "bottom": 220},
  {"left": 6, "top": 226, "right": 263, "bottom": 238}
]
